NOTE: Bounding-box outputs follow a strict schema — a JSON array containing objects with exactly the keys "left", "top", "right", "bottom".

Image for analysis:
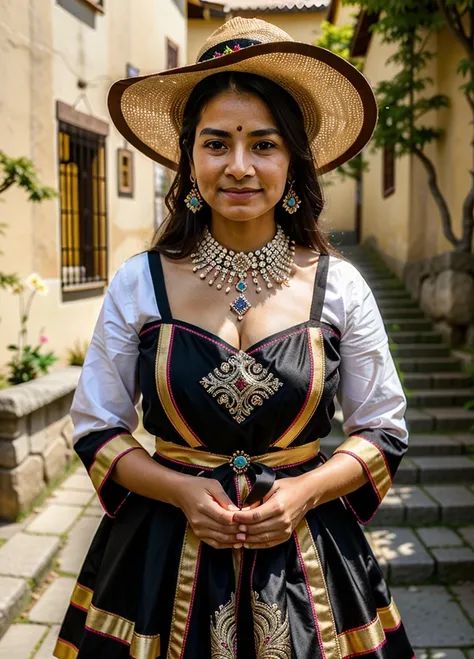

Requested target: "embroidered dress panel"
[{"left": 200, "top": 350, "right": 283, "bottom": 423}]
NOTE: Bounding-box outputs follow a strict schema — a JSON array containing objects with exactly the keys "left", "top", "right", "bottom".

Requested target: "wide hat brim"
[{"left": 108, "top": 41, "right": 378, "bottom": 175}]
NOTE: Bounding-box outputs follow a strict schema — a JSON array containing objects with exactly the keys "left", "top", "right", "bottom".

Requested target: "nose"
[{"left": 224, "top": 145, "right": 255, "bottom": 180}]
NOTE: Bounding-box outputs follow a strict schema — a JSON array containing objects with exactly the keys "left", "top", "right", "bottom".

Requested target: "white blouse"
[{"left": 71, "top": 252, "right": 408, "bottom": 446}]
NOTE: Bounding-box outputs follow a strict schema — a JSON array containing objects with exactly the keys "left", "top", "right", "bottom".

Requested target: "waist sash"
[{"left": 155, "top": 437, "right": 321, "bottom": 506}]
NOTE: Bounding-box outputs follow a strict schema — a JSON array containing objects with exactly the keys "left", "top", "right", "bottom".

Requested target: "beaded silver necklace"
[{"left": 191, "top": 225, "right": 296, "bottom": 321}]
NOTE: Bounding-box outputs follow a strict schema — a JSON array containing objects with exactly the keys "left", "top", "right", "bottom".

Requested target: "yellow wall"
[
  {"left": 188, "top": 11, "right": 326, "bottom": 64},
  {"left": 0, "top": 0, "right": 186, "bottom": 368},
  {"left": 359, "top": 34, "right": 412, "bottom": 275},
  {"left": 357, "top": 25, "right": 474, "bottom": 270}
]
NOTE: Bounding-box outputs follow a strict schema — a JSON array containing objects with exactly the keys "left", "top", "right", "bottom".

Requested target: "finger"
[
  {"left": 239, "top": 517, "right": 285, "bottom": 536},
  {"left": 201, "top": 537, "right": 243, "bottom": 550},
  {"left": 202, "top": 499, "right": 237, "bottom": 526},
  {"left": 243, "top": 537, "right": 287, "bottom": 549},
  {"left": 233, "top": 497, "right": 283, "bottom": 525},
  {"left": 201, "top": 519, "right": 241, "bottom": 535},
  {"left": 207, "top": 481, "right": 239, "bottom": 512},
  {"left": 245, "top": 526, "right": 289, "bottom": 542}
]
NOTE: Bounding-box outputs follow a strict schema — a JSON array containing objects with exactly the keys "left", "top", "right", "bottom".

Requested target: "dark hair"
[{"left": 152, "top": 71, "right": 336, "bottom": 257}]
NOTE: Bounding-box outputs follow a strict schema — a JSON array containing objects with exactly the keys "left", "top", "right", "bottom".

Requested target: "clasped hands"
[{"left": 176, "top": 474, "right": 316, "bottom": 550}]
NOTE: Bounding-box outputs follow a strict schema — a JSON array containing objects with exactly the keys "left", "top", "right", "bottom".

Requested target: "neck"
[{"left": 209, "top": 213, "right": 277, "bottom": 253}]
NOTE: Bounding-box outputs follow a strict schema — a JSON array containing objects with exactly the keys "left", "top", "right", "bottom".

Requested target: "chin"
[{"left": 218, "top": 205, "right": 269, "bottom": 223}]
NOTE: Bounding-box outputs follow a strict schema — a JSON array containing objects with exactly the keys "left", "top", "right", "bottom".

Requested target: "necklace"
[{"left": 191, "top": 225, "right": 296, "bottom": 321}]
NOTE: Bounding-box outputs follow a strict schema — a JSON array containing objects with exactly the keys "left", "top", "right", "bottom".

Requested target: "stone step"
[
  {"left": 393, "top": 344, "right": 451, "bottom": 358},
  {"left": 374, "top": 289, "right": 413, "bottom": 299},
  {"left": 371, "top": 283, "right": 407, "bottom": 293},
  {"left": 325, "top": 433, "right": 472, "bottom": 457},
  {"left": 366, "top": 526, "right": 474, "bottom": 585},
  {"left": 406, "top": 407, "right": 474, "bottom": 432},
  {"left": 403, "top": 372, "right": 473, "bottom": 390},
  {"left": 373, "top": 484, "right": 474, "bottom": 525},
  {"left": 408, "top": 388, "right": 474, "bottom": 408},
  {"left": 384, "top": 318, "right": 433, "bottom": 331},
  {"left": 397, "top": 357, "right": 462, "bottom": 373},
  {"left": 383, "top": 307, "right": 425, "bottom": 319},
  {"left": 377, "top": 298, "right": 419, "bottom": 309},
  {"left": 389, "top": 330, "right": 444, "bottom": 344}
]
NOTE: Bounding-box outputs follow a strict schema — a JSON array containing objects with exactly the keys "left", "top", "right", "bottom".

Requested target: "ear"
[{"left": 190, "top": 162, "right": 196, "bottom": 179}]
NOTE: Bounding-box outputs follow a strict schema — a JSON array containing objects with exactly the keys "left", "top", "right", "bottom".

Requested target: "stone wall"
[
  {"left": 0, "top": 368, "right": 81, "bottom": 521},
  {"left": 404, "top": 252, "right": 474, "bottom": 346}
]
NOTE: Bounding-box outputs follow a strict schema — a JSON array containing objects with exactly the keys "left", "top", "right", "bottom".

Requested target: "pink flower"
[
  {"left": 39, "top": 335, "right": 49, "bottom": 344},
  {"left": 233, "top": 44, "right": 241, "bottom": 51},
  {"left": 214, "top": 51, "right": 222, "bottom": 57}
]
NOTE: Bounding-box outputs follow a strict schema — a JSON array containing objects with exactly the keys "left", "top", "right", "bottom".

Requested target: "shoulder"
[
  {"left": 322, "top": 255, "right": 374, "bottom": 334},
  {"left": 108, "top": 252, "right": 150, "bottom": 293}
]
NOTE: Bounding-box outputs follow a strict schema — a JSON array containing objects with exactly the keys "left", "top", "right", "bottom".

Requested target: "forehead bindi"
[{"left": 197, "top": 91, "right": 278, "bottom": 136}]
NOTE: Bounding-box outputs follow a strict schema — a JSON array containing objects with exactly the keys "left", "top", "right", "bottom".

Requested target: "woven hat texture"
[{"left": 108, "top": 17, "right": 377, "bottom": 174}]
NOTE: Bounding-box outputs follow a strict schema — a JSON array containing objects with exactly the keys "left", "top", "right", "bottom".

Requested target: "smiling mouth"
[{"left": 221, "top": 188, "right": 262, "bottom": 198}]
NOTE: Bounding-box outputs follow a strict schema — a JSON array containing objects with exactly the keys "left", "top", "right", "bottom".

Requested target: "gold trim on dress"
[
  {"left": 89, "top": 433, "right": 142, "bottom": 493},
  {"left": 167, "top": 524, "right": 201, "bottom": 659},
  {"left": 54, "top": 638, "right": 78, "bottom": 659},
  {"left": 338, "top": 599, "right": 401, "bottom": 657},
  {"left": 70, "top": 581, "right": 93, "bottom": 612},
  {"left": 155, "top": 437, "right": 320, "bottom": 471},
  {"left": 155, "top": 323, "right": 202, "bottom": 448},
  {"left": 333, "top": 435, "right": 392, "bottom": 501},
  {"left": 86, "top": 604, "right": 161, "bottom": 659},
  {"left": 295, "top": 519, "right": 341, "bottom": 658},
  {"left": 272, "top": 327, "right": 325, "bottom": 449}
]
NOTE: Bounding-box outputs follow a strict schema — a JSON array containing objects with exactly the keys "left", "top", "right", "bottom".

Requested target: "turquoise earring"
[
  {"left": 185, "top": 175, "right": 203, "bottom": 213},
  {"left": 282, "top": 180, "right": 301, "bottom": 214}
]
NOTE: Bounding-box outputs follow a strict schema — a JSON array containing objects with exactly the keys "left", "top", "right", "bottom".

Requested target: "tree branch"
[
  {"left": 413, "top": 146, "right": 460, "bottom": 248},
  {"left": 459, "top": 169, "right": 474, "bottom": 252},
  {"left": 0, "top": 177, "right": 15, "bottom": 195},
  {"left": 437, "top": 0, "right": 473, "bottom": 56}
]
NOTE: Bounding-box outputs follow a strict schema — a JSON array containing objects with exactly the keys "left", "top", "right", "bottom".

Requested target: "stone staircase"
[{"left": 334, "top": 245, "right": 474, "bottom": 592}]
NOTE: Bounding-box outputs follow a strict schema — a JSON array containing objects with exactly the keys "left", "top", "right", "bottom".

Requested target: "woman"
[{"left": 54, "top": 17, "right": 414, "bottom": 659}]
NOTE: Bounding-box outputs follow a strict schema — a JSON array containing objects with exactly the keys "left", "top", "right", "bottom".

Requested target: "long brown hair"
[{"left": 152, "top": 72, "right": 336, "bottom": 257}]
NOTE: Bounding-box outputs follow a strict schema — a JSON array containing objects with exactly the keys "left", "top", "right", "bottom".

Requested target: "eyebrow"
[{"left": 199, "top": 127, "right": 282, "bottom": 138}]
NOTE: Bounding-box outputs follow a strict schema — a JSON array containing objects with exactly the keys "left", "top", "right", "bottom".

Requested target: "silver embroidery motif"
[{"left": 200, "top": 351, "right": 283, "bottom": 423}]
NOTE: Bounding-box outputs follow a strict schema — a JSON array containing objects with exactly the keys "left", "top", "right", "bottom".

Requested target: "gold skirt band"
[{"left": 155, "top": 437, "right": 320, "bottom": 472}]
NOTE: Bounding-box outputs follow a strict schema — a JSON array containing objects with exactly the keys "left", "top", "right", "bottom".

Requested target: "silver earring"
[
  {"left": 282, "top": 180, "right": 301, "bottom": 214},
  {"left": 185, "top": 175, "right": 203, "bottom": 213}
]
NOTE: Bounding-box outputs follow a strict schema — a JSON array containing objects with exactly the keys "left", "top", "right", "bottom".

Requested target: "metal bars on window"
[{"left": 58, "top": 121, "right": 108, "bottom": 290}]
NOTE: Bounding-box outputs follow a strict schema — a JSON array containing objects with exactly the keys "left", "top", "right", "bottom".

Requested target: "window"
[
  {"left": 167, "top": 39, "right": 179, "bottom": 69},
  {"left": 57, "top": 102, "right": 108, "bottom": 292},
  {"left": 383, "top": 146, "right": 395, "bottom": 198},
  {"left": 118, "top": 149, "right": 134, "bottom": 197}
]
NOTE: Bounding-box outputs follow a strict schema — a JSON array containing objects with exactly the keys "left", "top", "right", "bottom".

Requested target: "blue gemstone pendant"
[
  {"left": 236, "top": 280, "right": 247, "bottom": 293},
  {"left": 229, "top": 450, "right": 251, "bottom": 474},
  {"left": 230, "top": 294, "right": 251, "bottom": 321}
]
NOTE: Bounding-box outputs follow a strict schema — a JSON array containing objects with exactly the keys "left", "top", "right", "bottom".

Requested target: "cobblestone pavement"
[{"left": 0, "top": 431, "right": 473, "bottom": 657}]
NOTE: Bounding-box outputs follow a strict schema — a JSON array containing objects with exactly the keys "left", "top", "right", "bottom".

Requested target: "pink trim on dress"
[
  {"left": 139, "top": 323, "right": 162, "bottom": 337},
  {"left": 344, "top": 638, "right": 387, "bottom": 658},
  {"left": 96, "top": 446, "right": 142, "bottom": 519},
  {"left": 56, "top": 638, "right": 79, "bottom": 652},
  {"left": 247, "top": 327, "right": 307, "bottom": 355},
  {"left": 167, "top": 326, "right": 204, "bottom": 446},
  {"left": 321, "top": 327, "right": 340, "bottom": 339},
  {"left": 271, "top": 328, "right": 314, "bottom": 447},
  {"left": 293, "top": 531, "right": 325, "bottom": 658},
  {"left": 89, "top": 432, "right": 130, "bottom": 469},
  {"left": 174, "top": 324, "right": 237, "bottom": 354},
  {"left": 85, "top": 625, "right": 130, "bottom": 647},
  {"left": 350, "top": 434, "right": 392, "bottom": 482}
]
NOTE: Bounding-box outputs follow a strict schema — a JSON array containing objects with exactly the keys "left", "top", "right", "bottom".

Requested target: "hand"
[
  {"left": 232, "top": 476, "right": 313, "bottom": 549},
  {"left": 174, "top": 475, "right": 246, "bottom": 550}
]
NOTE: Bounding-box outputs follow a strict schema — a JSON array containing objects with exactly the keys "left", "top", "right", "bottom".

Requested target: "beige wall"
[
  {"left": 357, "top": 25, "right": 474, "bottom": 271},
  {"left": 0, "top": 0, "right": 186, "bottom": 369},
  {"left": 188, "top": 11, "right": 326, "bottom": 64}
]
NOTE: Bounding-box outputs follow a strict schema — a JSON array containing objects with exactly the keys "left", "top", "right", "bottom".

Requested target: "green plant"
[
  {"left": 67, "top": 339, "right": 89, "bottom": 367},
  {"left": 6, "top": 273, "right": 58, "bottom": 385},
  {"left": 0, "top": 150, "right": 57, "bottom": 296},
  {"left": 344, "top": 0, "right": 474, "bottom": 253}
]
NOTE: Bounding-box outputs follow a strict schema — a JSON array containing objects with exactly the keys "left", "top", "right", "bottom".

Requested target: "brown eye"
[
  {"left": 254, "top": 141, "right": 276, "bottom": 151},
  {"left": 205, "top": 140, "right": 227, "bottom": 150}
]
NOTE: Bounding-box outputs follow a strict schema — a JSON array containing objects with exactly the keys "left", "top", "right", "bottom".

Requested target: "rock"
[
  {"left": 435, "top": 270, "right": 474, "bottom": 325},
  {"left": 43, "top": 436, "right": 68, "bottom": 484},
  {"left": 431, "top": 251, "right": 474, "bottom": 274},
  {"left": 0, "top": 456, "right": 44, "bottom": 521},
  {"left": 420, "top": 275, "right": 438, "bottom": 318},
  {"left": 0, "top": 435, "right": 29, "bottom": 469}
]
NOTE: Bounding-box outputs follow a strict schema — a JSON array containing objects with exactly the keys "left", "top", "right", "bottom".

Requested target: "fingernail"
[
  {"left": 228, "top": 505, "right": 239, "bottom": 511},
  {"left": 236, "top": 533, "right": 246, "bottom": 541},
  {"left": 233, "top": 543, "right": 243, "bottom": 549},
  {"left": 244, "top": 544, "right": 250, "bottom": 549},
  {"left": 239, "top": 525, "right": 247, "bottom": 532}
]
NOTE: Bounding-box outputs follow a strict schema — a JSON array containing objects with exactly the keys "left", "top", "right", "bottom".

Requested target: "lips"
[{"left": 221, "top": 188, "right": 262, "bottom": 200}]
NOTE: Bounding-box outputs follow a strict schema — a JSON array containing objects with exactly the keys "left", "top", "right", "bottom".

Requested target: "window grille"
[{"left": 58, "top": 121, "right": 108, "bottom": 290}]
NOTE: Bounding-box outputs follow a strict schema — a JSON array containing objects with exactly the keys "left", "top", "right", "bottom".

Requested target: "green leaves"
[{"left": 6, "top": 341, "right": 58, "bottom": 385}]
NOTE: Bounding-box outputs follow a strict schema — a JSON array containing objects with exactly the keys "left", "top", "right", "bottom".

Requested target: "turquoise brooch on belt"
[
  {"left": 229, "top": 450, "right": 251, "bottom": 474},
  {"left": 191, "top": 225, "right": 295, "bottom": 321}
]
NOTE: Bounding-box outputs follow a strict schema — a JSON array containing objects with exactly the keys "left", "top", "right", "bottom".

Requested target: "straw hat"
[{"left": 108, "top": 17, "right": 377, "bottom": 174}]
